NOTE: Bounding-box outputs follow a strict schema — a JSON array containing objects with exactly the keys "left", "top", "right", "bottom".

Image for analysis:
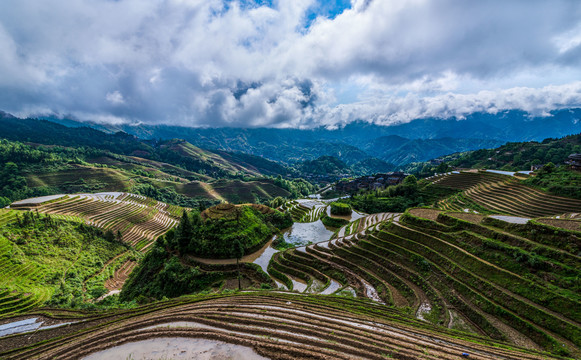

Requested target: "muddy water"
[
  {"left": 10, "top": 194, "right": 67, "bottom": 206},
  {"left": 295, "top": 198, "right": 323, "bottom": 209},
  {"left": 82, "top": 337, "right": 269, "bottom": 360},
  {"left": 0, "top": 318, "right": 41, "bottom": 337},
  {"left": 416, "top": 302, "right": 432, "bottom": 321},
  {"left": 190, "top": 216, "right": 335, "bottom": 269},
  {"left": 306, "top": 279, "right": 326, "bottom": 293},
  {"left": 273, "top": 279, "right": 286, "bottom": 290},
  {"left": 276, "top": 220, "right": 335, "bottom": 247},
  {"left": 320, "top": 280, "right": 341, "bottom": 295},
  {"left": 289, "top": 276, "right": 308, "bottom": 292},
  {"left": 489, "top": 215, "right": 530, "bottom": 224},
  {"left": 362, "top": 279, "right": 385, "bottom": 304}
]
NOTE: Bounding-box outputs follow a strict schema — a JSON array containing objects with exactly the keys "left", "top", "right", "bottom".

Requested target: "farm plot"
[
  {"left": 0, "top": 211, "right": 129, "bottom": 317},
  {"left": 16, "top": 192, "right": 183, "bottom": 293},
  {"left": 0, "top": 234, "right": 51, "bottom": 318},
  {"left": 433, "top": 171, "right": 581, "bottom": 217},
  {"left": 0, "top": 293, "right": 559, "bottom": 360},
  {"left": 270, "top": 207, "right": 581, "bottom": 356},
  {"left": 35, "top": 192, "right": 180, "bottom": 252}
]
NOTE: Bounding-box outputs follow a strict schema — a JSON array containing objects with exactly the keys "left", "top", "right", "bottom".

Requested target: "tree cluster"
[{"left": 163, "top": 205, "right": 290, "bottom": 259}]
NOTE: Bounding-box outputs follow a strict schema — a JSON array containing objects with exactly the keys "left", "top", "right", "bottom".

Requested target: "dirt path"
[
  {"left": 200, "top": 182, "right": 227, "bottom": 202},
  {"left": 82, "top": 251, "right": 130, "bottom": 292}
]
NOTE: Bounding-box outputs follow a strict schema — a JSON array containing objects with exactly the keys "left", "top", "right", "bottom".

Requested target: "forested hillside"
[
  {"left": 0, "top": 138, "right": 309, "bottom": 208},
  {"left": 0, "top": 113, "right": 296, "bottom": 178},
  {"left": 0, "top": 211, "right": 130, "bottom": 313},
  {"left": 404, "top": 133, "right": 581, "bottom": 178}
]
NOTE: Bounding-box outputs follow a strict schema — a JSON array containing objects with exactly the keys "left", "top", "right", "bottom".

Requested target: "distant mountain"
[
  {"left": 372, "top": 109, "right": 581, "bottom": 141},
  {"left": 298, "top": 156, "right": 352, "bottom": 176},
  {"left": 365, "top": 137, "right": 504, "bottom": 165},
  {"left": 16, "top": 108, "right": 581, "bottom": 167},
  {"left": 351, "top": 158, "right": 396, "bottom": 175}
]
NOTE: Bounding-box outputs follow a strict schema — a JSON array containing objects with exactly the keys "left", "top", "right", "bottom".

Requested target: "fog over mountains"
[{"left": 36, "top": 108, "right": 581, "bottom": 167}]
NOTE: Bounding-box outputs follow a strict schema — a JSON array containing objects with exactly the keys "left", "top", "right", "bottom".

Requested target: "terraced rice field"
[
  {"left": 270, "top": 212, "right": 399, "bottom": 296},
  {"left": 0, "top": 210, "right": 19, "bottom": 227},
  {"left": 32, "top": 192, "right": 180, "bottom": 252},
  {"left": 280, "top": 201, "right": 311, "bottom": 222},
  {"left": 0, "top": 210, "right": 54, "bottom": 317},
  {"left": 267, "top": 207, "right": 581, "bottom": 356},
  {"left": 0, "top": 293, "right": 560, "bottom": 360},
  {"left": 2, "top": 188, "right": 580, "bottom": 358},
  {"left": 433, "top": 171, "right": 581, "bottom": 217},
  {"left": 0, "top": 242, "right": 51, "bottom": 318},
  {"left": 536, "top": 218, "right": 581, "bottom": 231},
  {"left": 9, "top": 193, "right": 181, "bottom": 293},
  {"left": 299, "top": 204, "right": 327, "bottom": 222}
]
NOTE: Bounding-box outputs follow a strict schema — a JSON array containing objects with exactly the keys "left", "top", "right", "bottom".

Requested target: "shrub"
[{"left": 330, "top": 202, "right": 351, "bottom": 216}]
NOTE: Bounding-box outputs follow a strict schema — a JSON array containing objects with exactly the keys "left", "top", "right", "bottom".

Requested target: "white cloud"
[
  {"left": 106, "top": 91, "right": 125, "bottom": 105},
  {"left": 0, "top": 0, "right": 580, "bottom": 128},
  {"left": 553, "top": 22, "right": 581, "bottom": 54},
  {"left": 316, "top": 82, "right": 581, "bottom": 128}
]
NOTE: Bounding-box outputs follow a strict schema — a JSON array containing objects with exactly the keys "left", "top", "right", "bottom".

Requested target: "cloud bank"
[{"left": 0, "top": 0, "right": 580, "bottom": 128}]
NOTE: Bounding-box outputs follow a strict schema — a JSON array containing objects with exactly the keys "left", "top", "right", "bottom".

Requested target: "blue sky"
[
  {"left": 0, "top": 0, "right": 580, "bottom": 128},
  {"left": 304, "top": 0, "right": 352, "bottom": 26}
]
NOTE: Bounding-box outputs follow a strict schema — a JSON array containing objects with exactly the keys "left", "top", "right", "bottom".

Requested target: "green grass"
[{"left": 0, "top": 213, "right": 127, "bottom": 314}]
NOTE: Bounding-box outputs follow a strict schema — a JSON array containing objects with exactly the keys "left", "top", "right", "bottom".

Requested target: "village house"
[
  {"left": 334, "top": 172, "right": 410, "bottom": 193},
  {"left": 565, "top": 153, "right": 581, "bottom": 170}
]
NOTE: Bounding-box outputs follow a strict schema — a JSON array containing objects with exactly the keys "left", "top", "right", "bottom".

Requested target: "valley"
[
  {"left": 0, "top": 114, "right": 580, "bottom": 359},
  {"left": 0, "top": 167, "right": 580, "bottom": 358},
  {"left": 2, "top": 3, "right": 581, "bottom": 359}
]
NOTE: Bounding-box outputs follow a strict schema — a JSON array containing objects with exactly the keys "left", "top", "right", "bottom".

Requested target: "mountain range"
[{"left": 38, "top": 108, "right": 581, "bottom": 168}]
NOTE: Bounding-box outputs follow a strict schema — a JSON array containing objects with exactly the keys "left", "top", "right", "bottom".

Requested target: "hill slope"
[
  {"left": 0, "top": 112, "right": 291, "bottom": 179},
  {"left": 0, "top": 210, "right": 128, "bottom": 315},
  {"left": 432, "top": 171, "right": 581, "bottom": 216},
  {"left": 0, "top": 138, "right": 298, "bottom": 208}
]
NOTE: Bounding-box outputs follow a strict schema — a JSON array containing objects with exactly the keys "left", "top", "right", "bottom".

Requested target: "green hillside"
[
  {"left": 0, "top": 139, "right": 305, "bottom": 208},
  {"left": 1, "top": 117, "right": 581, "bottom": 359},
  {"left": 0, "top": 211, "right": 129, "bottom": 315},
  {"left": 120, "top": 203, "right": 290, "bottom": 300},
  {"left": 405, "top": 133, "right": 581, "bottom": 178}
]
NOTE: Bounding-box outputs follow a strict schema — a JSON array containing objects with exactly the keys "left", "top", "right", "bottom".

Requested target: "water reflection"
[{"left": 276, "top": 220, "right": 335, "bottom": 247}]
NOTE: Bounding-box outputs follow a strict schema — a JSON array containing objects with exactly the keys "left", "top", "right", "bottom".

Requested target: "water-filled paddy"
[
  {"left": 275, "top": 220, "right": 335, "bottom": 247},
  {"left": 83, "top": 337, "right": 269, "bottom": 360}
]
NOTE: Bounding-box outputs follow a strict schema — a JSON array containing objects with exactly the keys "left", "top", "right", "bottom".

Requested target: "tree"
[
  {"left": 177, "top": 210, "right": 192, "bottom": 254},
  {"left": 539, "top": 162, "right": 555, "bottom": 174},
  {"left": 232, "top": 239, "right": 244, "bottom": 290},
  {"left": 104, "top": 230, "right": 115, "bottom": 242},
  {"left": 435, "top": 162, "right": 450, "bottom": 173},
  {"left": 403, "top": 174, "right": 418, "bottom": 186}
]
